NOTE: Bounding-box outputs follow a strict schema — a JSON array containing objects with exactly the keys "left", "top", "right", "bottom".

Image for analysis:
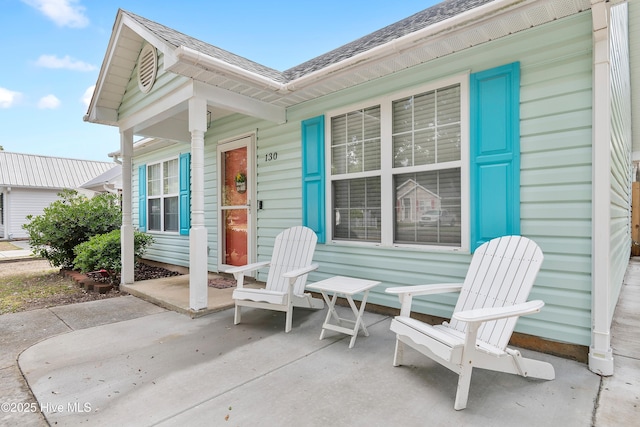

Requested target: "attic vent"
[{"left": 137, "top": 44, "right": 157, "bottom": 93}]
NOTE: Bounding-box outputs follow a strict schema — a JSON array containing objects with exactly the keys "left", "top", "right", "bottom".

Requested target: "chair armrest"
[
  {"left": 385, "top": 283, "right": 463, "bottom": 296},
  {"left": 452, "top": 300, "right": 545, "bottom": 324},
  {"left": 282, "top": 263, "right": 319, "bottom": 280},
  {"left": 223, "top": 261, "right": 271, "bottom": 276},
  {"left": 223, "top": 261, "right": 271, "bottom": 289},
  {"left": 386, "top": 283, "right": 463, "bottom": 317}
]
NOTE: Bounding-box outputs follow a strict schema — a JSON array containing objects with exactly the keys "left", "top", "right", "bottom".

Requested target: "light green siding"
[
  {"left": 609, "top": 2, "right": 633, "bottom": 320},
  {"left": 132, "top": 144, "right": 191, "bottom": 268},
  {"left": 123, "top": 11, "right": 621, "bottom": 347},
  {"left": 119, "top": 48, "right": 189, "bottom": 121},
  {"left": 295, "top": 13, "right": 594, "bottom": 346},
  {"left": 630, "top": 1, "right": 640, "bottom": 156}
]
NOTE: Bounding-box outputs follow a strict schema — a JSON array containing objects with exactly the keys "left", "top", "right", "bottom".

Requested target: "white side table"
[{"left": 306, "top": 276, "right": 380, "bottom": 348}]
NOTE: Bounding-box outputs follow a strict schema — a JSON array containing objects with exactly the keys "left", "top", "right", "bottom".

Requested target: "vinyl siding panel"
[
  {"left": 609, "top": 3, "right": 633, "bottom": 320},
  {"left": 630, "top": 1, "right": 640, "bottom": 156},
  {"left": 6, "top": 189, "right": 60, "bottom": 239},
  {"left": 130, "top": 12, "right": 599, "bottom": 346},
  {"left": 118, "top": 50, "right": 188, "bottom": 121},
  {"left": 293, "top": 12, "right": 594, "bottom": 346},
  {"left": 132, "top": 144, "right": 191, "bottom": 269}
]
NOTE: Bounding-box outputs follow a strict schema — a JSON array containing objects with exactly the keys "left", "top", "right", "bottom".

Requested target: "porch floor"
[{"left": 121, "top": 273, "right": 238, "bottom": 318}]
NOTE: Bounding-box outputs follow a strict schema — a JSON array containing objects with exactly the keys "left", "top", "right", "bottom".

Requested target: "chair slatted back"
[
  {"left": 266, "top": 226, "right": 318, "bottom": 295},
  {"left": 449, "top": 236, "right": 543, "bottom": 350}
]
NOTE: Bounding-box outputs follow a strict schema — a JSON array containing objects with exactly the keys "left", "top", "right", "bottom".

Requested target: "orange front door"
[{"left": 219, "top": 136, "right": 252, "bottom": 268}]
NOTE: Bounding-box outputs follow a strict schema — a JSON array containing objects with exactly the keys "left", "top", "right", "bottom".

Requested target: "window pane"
[
  {"left": 147, "top": 164, "right": 161, "bottom": 196},
  {"left": 364, "top": 138, "right": 381, "bottom": 171},
  {"left": 414, "top": 129, "right": 435, "bottom": 166},
  {"left": 394, "top": 169, "right": 460, "bottom": 246},
  {"left": 164, "top": 196, "right": 178, "bottom": 232},
  {"left": 346, "top": 110, "right": 363, "bottom": 143},
  {"left": 414, "top": 90, "right": 436, "bottom": 130},
  {"left": 332, "top": 177, "right": 381, "bottom": 242},
  {"left": 347, "top": 141, "right": 362, "bottom": 174},
  {"left": 392, "top": 85, "right": 460, "bottom": 168},
  {"left": 393, "top": 96, "right": 413, "bottom": 133},
  {"left": 148, "top": 198, "right": 161, "bottom": 231},
  {"left": 164, "top": 159, "right": 179, "bottom": 194},
  {"left": 363, "top": 106, "right": 380, "bottom": 140},
  {"left": 332, "top": 144, "right": 346, "bottom": 175},
  {"left": 332, "top": 106, "right": 380, "bottom": 175},
  {"left": 393, "top": 134, "right": 412, "bottom": 168},
  {"left": 437, "top": 125, "right": 461, "bottom": 162},
  {"left": 437, "top": 85, "right": 461, "bottom": 126}
]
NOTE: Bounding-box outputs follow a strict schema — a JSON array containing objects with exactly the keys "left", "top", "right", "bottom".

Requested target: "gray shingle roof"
[
  {"left": 283, "top": 0, "right": 495, "bottom": 80},
  {"left": 124, "top": 10, "right": 287, "bottom": 83},
  {"left": 123, "top": 0, "right": 494, "bottom": 83},
  {"left": 0, "top": 152, "right": 116, "bottom": 189}
]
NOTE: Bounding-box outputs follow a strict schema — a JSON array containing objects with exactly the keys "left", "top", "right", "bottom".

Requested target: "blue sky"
[{"left": 1, "top": 0, "right": 438, "bottom": 162}]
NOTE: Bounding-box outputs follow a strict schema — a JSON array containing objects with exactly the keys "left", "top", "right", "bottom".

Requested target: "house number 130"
[{"left": 265, "top": 152, "right": 278, "bottom": 162}]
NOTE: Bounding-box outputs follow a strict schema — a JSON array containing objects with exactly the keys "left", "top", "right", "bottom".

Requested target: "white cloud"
[
  {"left": 81, "top": 85, "right": 95, "bottom": 108},
  {"left": 38, "top": 94, "right": 61, "bottom": 109},
  {"left": 22, "top": 0, "right": 89, "bottom": 28},
  {"left": 35, "top": 54, "right": 96, "bottom": 72},
  {"left": 0, "top": 88, "right": 23, "bottom": 108}
]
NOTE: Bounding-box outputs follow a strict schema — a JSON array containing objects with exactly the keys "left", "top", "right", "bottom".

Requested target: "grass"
[{"left": 0, "top": 271, "right": 79, "bottom": 315}]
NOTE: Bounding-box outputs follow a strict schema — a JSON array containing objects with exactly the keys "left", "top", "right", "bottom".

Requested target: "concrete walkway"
[
  {"left": 1, "top": 251, "right": 639, "bottom": 425},
  {"left": 0, "top": 239, "right": 35, "bottom": 260}
]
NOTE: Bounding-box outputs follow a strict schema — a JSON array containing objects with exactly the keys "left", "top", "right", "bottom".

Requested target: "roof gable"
[{"left": 0, "top": 152, "right": 116, "bottom": 190}]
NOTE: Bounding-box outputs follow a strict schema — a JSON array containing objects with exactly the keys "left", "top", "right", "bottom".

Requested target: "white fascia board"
[
  {"left": 117, "top": 81, "right": 194, "bottom": 134},
  {"left": 193, "top": 81, "right": 286, "bottom": 124}
]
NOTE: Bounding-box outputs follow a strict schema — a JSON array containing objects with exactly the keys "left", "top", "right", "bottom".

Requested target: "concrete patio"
[{"left": 1, "top": 250, "right": 639, "bottom": 426}]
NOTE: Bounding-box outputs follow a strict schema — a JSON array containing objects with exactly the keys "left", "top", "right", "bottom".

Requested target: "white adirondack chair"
[
  {"left": 227, "top": 226, "right": 324, "bottom": 333},
  {"left": 386, "top": 235, "right": 555, "bottom": 410}
]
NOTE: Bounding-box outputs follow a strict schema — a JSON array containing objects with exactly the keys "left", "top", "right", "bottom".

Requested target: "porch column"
[
  {"left": 188, "top": 97, "right": 209, "bottom": 311},
  {"left": 589, "top": 0, "right": 614, "bottom": 376},
  {"left": 120, "top": 128, "right": 135, "bottom": 285}
]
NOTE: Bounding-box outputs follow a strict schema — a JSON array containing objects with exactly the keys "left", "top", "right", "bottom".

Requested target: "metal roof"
[
  {"left": 79, "top": 164, "right": 122, "bottom": 191},
  {"left": 0, "top": 151, "right": 117, "bottom": 190}
]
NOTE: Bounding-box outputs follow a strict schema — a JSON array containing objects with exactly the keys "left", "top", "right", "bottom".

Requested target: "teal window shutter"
[
  {"left": 138, "top": 164, "right": 147, "bottom": 232},
  {"left": 301, "top": 115, "right": 325, "bottom": 243},
  {"left": 470, "top": 62, "right": 521, "bottom": 251},
  {"left": 179, "top": 153, "right": 191, "bottom": 236}
]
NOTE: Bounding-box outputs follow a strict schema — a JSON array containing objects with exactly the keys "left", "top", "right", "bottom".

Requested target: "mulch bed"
[
  {"left": 86, "top": 263, "right": 182, "bottom": 284},
  {"left": 83, "top": 264, "right": 237, "bottom": 289}
]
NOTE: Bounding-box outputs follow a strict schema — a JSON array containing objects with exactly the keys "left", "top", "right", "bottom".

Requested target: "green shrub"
[
  {"left": 74, "top": 230, "right": 154, "bottom": 283},
  {"left": 23, "top": 189, "right": 122, "bottom": 268}
]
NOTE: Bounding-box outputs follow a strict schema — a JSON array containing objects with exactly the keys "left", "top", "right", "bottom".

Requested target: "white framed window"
[
  {"left": 326, "top": 74, "right": 469, "bottom": 250},
  {"left": 147, "top": 158, "right": 179, "bottom": 232}
]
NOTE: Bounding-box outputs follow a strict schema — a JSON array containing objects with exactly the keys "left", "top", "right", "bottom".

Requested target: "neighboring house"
[
  {"left": 0, "top": 151, "right": 117, "bottom": 239},
  {"left": 85, "top": 0, "right": 635, "bottom": 375},
  {"left": 79, "top": 164, "right": 123, "bottom": 194},
  {"left": 396, "top": 178, "right": 442, "bottom": 224}
]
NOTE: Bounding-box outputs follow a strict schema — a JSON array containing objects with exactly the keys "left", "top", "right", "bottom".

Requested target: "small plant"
[
  {"left": 74, "top": 230, "right": 154, "bottom": 284},
  {"left": 23, "top": 190, "right": 122, "bottom": 268},
  {"left": 234, "top": 172, "right": 246, "bottom": 183}
]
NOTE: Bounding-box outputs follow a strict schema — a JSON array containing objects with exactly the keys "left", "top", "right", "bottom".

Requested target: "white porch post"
[
  {"left": 120, "top": 128, "right": 135, "bottom": 285},
  {"left": 188, "top": 97, "right": 209, "bottom": 311},
  {"left": 589, "top": 0, "right": 614, "bottom": 376}
]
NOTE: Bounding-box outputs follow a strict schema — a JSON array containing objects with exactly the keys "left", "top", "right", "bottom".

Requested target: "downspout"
[
  {"left": 589, "top": 0, "right": 614, "bottom": 376},
  {"left": 5, "top": 187, "right": 10, "bottom": 240},
  {"left": 0, "top": 187, "right": 5, "bottom": 240}
]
